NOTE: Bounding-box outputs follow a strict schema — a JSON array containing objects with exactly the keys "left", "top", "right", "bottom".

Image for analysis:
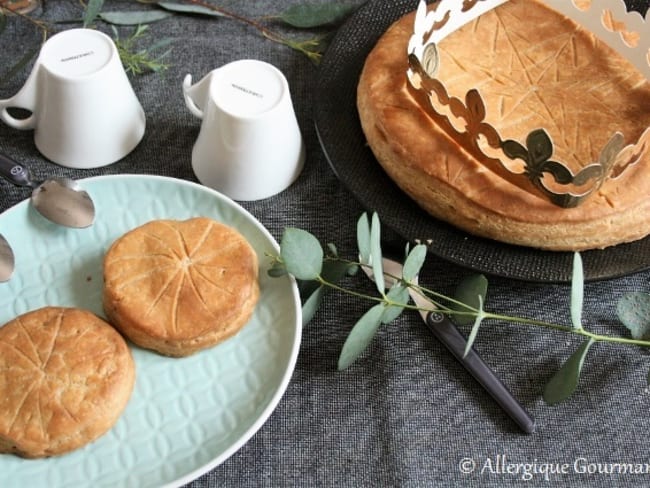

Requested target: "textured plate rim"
[{"left": 0, "top": 174, "right": 302, "bottom": 488}]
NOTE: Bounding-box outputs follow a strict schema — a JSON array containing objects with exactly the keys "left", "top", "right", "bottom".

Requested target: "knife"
[{"left": 377, "top": 257, "right": 535, "bottom": 434}]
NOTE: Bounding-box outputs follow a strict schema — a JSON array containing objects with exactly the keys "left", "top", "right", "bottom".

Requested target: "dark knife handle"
[
  {"left": 425, "top": 311, "right": 535, "bottom": 434},
  {"left": 0, "top": 152, "right": 34, "bottom": 188}
]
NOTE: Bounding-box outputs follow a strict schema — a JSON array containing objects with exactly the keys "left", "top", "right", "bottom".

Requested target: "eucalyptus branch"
[
  {"left": 315, "top": 275, "right": 386, "bottom": 304},
  {"left": 318, "top": 259, "right": 650, "bottom": 347},
  {"left": 484, "top": 310, "right": 650, "bottom": 348},
  {"left": 2, "top": 0, "right": 359, "bottom": 80},
  {"left": 270, "top": 213, "right": 650, "bottom": 405},
  {"left": 111, "top": 24, "right": 171, "bottom": 74},
  {"left": 180, "top": 0, "right": 324, "bottom": 62}
]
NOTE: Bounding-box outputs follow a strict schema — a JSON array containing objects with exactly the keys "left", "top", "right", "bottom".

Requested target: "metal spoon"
[
  {"left": 0, "top": 234, "right": 14, "bottom": 282},
  {"left": 0, "top": 153, "right": 95, "bottom": 228}
]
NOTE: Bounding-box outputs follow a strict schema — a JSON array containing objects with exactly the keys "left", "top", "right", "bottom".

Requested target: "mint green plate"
[{"left": 0, "top": 175, "right": 301, "bottom": 487}]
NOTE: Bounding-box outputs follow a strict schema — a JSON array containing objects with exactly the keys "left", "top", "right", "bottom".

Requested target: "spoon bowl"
[
  {"left": 0, "top": 234, "right": 14, "bottom": 283},
  {"left": 31, "top": 177, "right": 95, "bottom": 228},
  {"left": 0, "top": 153, "right": 95, "bottom": 228}
]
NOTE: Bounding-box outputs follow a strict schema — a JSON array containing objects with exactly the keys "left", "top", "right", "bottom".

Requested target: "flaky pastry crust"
[
  {"left": 103, "top": 217, "right": 260, "bottom": 357},
  {"left": 0, "top": 307, "right": 135, "bottom": 458},
  {"left": 357, "top": 0, "right": 650, "bottom": 250}
]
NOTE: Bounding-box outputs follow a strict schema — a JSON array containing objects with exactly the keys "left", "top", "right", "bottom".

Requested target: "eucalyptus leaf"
[
  {"left": 99, "top": 11, "right": 172, "bottom": 25},
  {"left": 338, "top": 304, "right": 384, "bottom": 370},
  {"left": 369, "top": 213, "right": 384, "bottom": 294},
  {"left": 463, "top": 296, "right": 485, "bottom": 357},
  {"left": 302, "top": 285, "right": 325, "bottom": 327},
  {"left": 451, "top": 274, "right": 488, "bottom": 325},
  {"left": 543, "top": 338, "right": 594, "bottom": 405},
  {"left": 321, "top": 258, "right": 352, "bottom": 283},
  {"left": 381, "top": 283, "right": 409, "bottom": 324},
  {"left": 326, "top": 242, "right": 359, "bottom": 277},
  {"left": 276, "top": 2, "right": 359, "bottom": 28},
  {"left": 267, "top": 261, "right": 287, "bottom": 278},
  {"left": 402, "top": 244, "right": 427, "bottom": 282},
  {"left": 298, "top": 257, "right": 356, "bottom": 327},
  {"left": 403, "top": 242, "right": 411, "bottom": 260},
  {"left": 298, "top": 277, "right": 320, "bottom": 299},
  {"left": 83, "top": 0, "right": 105, "bottom": 27},
  {"left": 147, "top": 37, "right": 174, "bottom": 53},
  {"left": 356, "top": 213, "right": 371, "bottom": 265},
  {"left": 617, "top": 292, "right": 650, "bottom": 340},
  {"left": 280, "top": 228, "right": 323, "bottom": 281},
  {"left": 570, "top": 252, "right": 584, "bottom": 330},
  {"left": 156, "top": 1, "right": 224, "bottom": 17},
  {"left": 346, "top": 263, "right": 359, "bottom": 277}
]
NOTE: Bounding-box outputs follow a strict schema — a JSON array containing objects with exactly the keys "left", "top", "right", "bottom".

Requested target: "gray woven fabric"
[{"left": 1, "top": 1, "right": 650, "bottom": 487}]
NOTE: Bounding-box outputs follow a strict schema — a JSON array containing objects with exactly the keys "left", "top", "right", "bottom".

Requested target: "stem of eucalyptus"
[
  {"left": 485, "top": 311, "right": 650, "bottom": 347},
  {"left": 183, "top": 0, "right": 278, "bottom": 38},
  {"left": 181, "top": 0, "right": 322, "bottom": 61},
  {"left": 318, "top": 258, "right": 650, "bottom": 350}
]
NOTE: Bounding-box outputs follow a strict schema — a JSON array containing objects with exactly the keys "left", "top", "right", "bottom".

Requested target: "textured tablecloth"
[{"left": 1, "top": 1, "right": 650, "bottom": 486}]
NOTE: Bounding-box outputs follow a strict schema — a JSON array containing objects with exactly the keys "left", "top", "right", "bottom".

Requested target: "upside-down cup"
[
  {"left": 183, "top": 60, "right": 305, "bottom": 201},
  {"left": 0, "top": 29, "right": 145, "bottom": 169}
]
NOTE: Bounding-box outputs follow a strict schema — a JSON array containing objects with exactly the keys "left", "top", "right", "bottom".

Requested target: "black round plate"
[{"left": 313, "top": 0, "right": 650, "bottom": 283}]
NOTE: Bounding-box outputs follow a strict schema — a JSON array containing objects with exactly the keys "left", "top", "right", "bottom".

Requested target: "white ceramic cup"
[
  {"left": 183, "top": 60, "right": 305, "bottom": 201},
  {"left": 0, "top": 28, "right": 145, "bottom": 169}
]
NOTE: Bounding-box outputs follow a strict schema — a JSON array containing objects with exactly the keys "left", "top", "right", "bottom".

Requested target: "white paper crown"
[{"left": 406, "top": 0, "right": 650, "bottom": 208}]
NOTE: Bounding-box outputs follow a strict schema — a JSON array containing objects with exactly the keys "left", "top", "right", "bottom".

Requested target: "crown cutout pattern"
[{"left": 406, "top": 0, "right": 650, "bottom": 208}]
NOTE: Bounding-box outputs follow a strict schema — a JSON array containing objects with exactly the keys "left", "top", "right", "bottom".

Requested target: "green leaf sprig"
[
  {"left": 111, "top": 24, "right": 172, "bottom": 74},
  {"left": 266, "top": 2, "right": 360, "bottom": 29},
  {"left": 1, "top": 0, "right": 360, "bottom": 87},
  {"left": 134, "top": 0, "right": 361, "bottom": 63},
  {"left": 83, "top": 0, "right": 105, "bottom": 27},
  {"left": 1, "top": 0, "right": 172, "bottom": 84},
  {"left": 269, "top": 212, "right": 650, "bottom": 405},
  {"left": 82, "top": 0, "right": 172, "bottom": 75}
]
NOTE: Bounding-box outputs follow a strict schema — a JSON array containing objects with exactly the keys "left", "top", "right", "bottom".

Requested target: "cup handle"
[
  {"left": 0, "top": 64, "right": 39, "bottom": 130},
  {"left": 182, "top": 74, "right": 205, "bottom": 119},
  {"left": 0, "top": 100, "right": 36, "bottom": 130}
]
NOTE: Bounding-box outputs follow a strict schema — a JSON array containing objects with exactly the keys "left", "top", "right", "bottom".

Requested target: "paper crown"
[{"left": 406, "top": 0, "right": 650, "bottom": 208}]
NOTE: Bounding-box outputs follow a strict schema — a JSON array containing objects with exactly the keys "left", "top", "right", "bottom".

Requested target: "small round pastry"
[
  {"left": 103, "top": 217, "right": 260, "bottom": 357},
  {"left": 0, "top": 307, "right": 135, "bottom": 458}
]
